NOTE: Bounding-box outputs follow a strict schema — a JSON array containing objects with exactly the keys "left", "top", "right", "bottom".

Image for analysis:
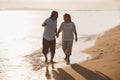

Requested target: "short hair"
[
  {"left": 64, "top": 13, "right": 71, "bottom": 22},
  {"left": 50, "top": 11, "right": 58, "bottom": 17}
]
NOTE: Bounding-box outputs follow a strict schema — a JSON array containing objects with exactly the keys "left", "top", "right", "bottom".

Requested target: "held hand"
[
  {"left": 55, "top": 33, "right": 59, "bottom": 38},
  {"left": 56, "top": 33, "right": 59, "bottom": 38}
]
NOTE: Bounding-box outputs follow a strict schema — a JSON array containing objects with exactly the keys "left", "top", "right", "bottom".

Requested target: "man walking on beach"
[{"left": 42, "top": 11, "right": 58, "bottom": 64}]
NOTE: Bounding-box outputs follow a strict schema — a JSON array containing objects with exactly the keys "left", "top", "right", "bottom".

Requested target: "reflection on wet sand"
[
  {"left": 42, "top": 62, "right": 68, "bottom": 80},
  {"left": 0, "top": 55, "right": 112, "bottom": 80},
  {"left": 45, "top": 66, "right": 51, "bottom": 79}
]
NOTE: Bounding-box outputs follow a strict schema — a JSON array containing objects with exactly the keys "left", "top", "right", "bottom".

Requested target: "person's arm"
[
  {"left": 42, "top": 19, "right": 48, "bottom": 27},
  {"left": 57, "top": 28, "right": 61, "bottom": 38},
  {"left": 73, "top": 22, "right": 78, "bottom": 42},
  {"left": 55, "top": 28, "right": 58, "bottom": 38},
  {"left": 57, "top": 23, "right": 63, "bottom": 38},
  {"left": 42, "top": 22, "right": 47, "bottom": 27},
  {"left": 74, "top": 31, "right": 78, "bottom": 42}
]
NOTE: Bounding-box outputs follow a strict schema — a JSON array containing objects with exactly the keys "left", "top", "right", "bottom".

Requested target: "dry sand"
[{"left": 53, "top": 25, "right": 120, "bottom": 80}]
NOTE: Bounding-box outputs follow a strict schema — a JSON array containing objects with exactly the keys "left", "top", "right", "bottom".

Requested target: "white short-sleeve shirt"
[
  {"left": 59, "top": 22, "right": 76, "bottom": 41},
  {"left": 43, "top": 18, "right": 57, "bottom": 41}
]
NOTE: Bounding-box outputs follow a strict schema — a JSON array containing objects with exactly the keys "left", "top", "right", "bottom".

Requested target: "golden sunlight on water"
[{"left": 2, "top": 38, "right": 50, "bottom": 80}]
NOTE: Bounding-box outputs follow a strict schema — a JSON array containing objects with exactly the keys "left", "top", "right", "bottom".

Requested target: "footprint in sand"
[{"left": 92, "top": 53, "right": 104, "bottom": 60}]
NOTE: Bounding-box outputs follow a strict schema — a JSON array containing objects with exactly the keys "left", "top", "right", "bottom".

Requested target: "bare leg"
[
  {"left": 64, "top": 49, "right": 68, "bottom": 61},
  {"left": 44, "top": 54, "right": 48, "bottom": 64},
  {"left": 50, "top": 53, "right": 55, "bottom": 63},
  {"left": 66, "top": 54, "right": 70, "bottom": 65},
  {"left": 64, "top": 54, "right": 67, "bottom": 61}
]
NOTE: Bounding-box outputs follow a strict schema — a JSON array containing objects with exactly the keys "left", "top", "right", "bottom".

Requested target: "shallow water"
[
  {"left": 0, "top": 35, "right": 96, "bottom": 80},
  {"left": 0, "top": 35, "right": 99, "bottom": 80}
]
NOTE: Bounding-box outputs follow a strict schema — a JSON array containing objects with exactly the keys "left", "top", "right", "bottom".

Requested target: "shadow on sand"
[
  {"left": 52, "top": 68, "right": 75, "bottom": 80},
  {"left": 52, "top": 64, "right": 112, "bottom": 80}
]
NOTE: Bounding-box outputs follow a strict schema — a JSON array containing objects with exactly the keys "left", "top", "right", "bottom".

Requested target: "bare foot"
[{"left": 50, "top": 61, "right": 56, "bottom": 64}]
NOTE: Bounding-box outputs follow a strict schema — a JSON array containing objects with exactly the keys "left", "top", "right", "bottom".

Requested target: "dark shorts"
[{"left": 42, "top": 38, "right": 56, "bottom": 54}]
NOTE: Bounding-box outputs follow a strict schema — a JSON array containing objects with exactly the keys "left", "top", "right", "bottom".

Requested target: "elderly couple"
[{"left": 42, "top": 11, "right": 78, "bottom": 65}]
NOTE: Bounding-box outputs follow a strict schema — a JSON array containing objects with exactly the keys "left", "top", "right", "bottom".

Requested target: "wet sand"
[
  {"left": 0, "top": 34, "right": 97, "bottom": 80},
  {"left": 51, "top": 25, "right": 120, "bottom": 80}
]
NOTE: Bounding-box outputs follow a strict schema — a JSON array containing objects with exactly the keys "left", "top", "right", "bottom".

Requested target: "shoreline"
[
  {"left": 25, "top": 34, "right": 98, "bottom": 71},
  {"left": 52, "top": 25, "right": 120, "bottom": 80}
]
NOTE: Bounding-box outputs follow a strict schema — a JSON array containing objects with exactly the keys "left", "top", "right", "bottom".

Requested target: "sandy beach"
[{"left": 52, "top": 25, "right": 120, "bottom": 80}]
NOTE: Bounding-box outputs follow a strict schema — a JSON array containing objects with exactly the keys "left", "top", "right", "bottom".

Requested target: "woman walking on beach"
[
  {"left": 57, "top": 13, "right": 78, "bottom": 64},
  {"left": 42, "top": 11, "right": 58, "bottom": 64}
]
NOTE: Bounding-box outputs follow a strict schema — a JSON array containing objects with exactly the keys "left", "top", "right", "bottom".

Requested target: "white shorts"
[{"left": 62, "top": 40, "right": 73, "bottom": 55}]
